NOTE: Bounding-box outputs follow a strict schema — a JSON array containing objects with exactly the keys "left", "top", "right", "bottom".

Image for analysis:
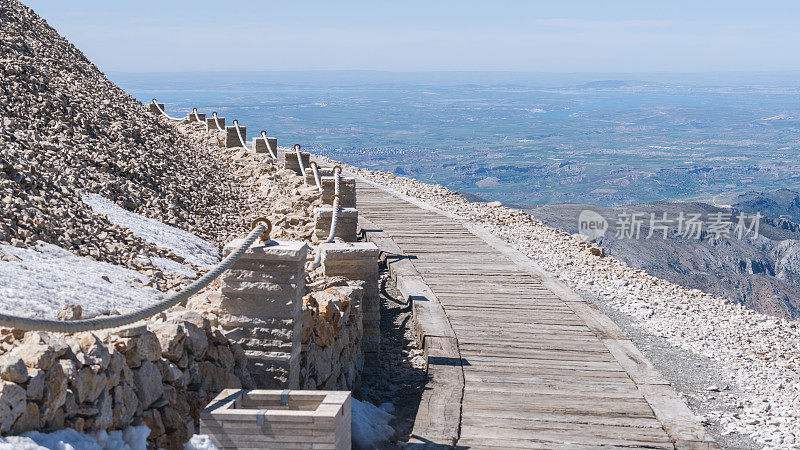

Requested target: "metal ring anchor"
[
  {"left": 333, "top": 165, "right": 342, "bottom": 174},
  {"left": 250, "top": 217, "right": 273, "bottom": 243},
  {"left": 330, "top": 194, "right": 341, "bottom": 205},
  {"left": 293, "top": 144, "right": 301, "bottom": 151}
]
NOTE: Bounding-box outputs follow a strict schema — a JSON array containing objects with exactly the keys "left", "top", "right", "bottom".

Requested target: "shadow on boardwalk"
[{"left": 357, "top": 260, "right": 427, "bottom": 448}]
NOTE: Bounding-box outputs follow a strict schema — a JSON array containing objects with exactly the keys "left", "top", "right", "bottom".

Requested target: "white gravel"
[{"left": 336, "top": 161, "right": 800, "bottom": 449}]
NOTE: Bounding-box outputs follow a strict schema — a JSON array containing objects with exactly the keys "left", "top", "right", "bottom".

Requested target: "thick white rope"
[
  {"left": 294, "top": 144, "right": 307, "bottom": 185},
  {"left": 150, "top": 99, "right": 183, "bottom": 121},
  {"left": 310, "top": 162, "right": 322, "bottom": 192},
  {"left": 326, "top": 172, "right": 341, "bottom": 243},
  {"left": 260, "top": 131, "right": 277, "bottom": 159},
  {"left": 192, "top": 108, "right": 204, "bottom": 124},
  {"left": 309, "top": 168, "right": 341, "bottom": 270},
  {"left": 233, "top": 120, "right": 249, "bottom": 150},
  {"left": 212, "top": 112, "right": 224, "bottom": 131},
  {"left": 0, "top": 225, "right": 269, "bottom": 332}
]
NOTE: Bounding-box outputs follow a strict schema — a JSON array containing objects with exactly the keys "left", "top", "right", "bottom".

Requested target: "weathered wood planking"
[{"left": 348, "top": 175, "right": 718, "bottom": 449}]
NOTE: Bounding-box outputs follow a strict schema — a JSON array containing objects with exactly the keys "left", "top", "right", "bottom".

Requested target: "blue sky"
[{"left": 22, "top": 0, "right": 800, "bottom": 73}]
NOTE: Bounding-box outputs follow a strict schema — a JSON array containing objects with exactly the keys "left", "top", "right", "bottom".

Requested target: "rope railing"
[
  {"left": 309, "top": 167, "right": 342, "bottom": 270},
  {"left": 309, "top": 161, "right": 323, "bottom": 192},
  {"left": 232, "top": 120, "right": 249, "bottom": 150},
  {"left": 192, "top": 108, "right": 204, "bottom": 124},
  {"left": 150, "top": 99, "right": 183, "bottom": 121},
  {"left": 211, "top": 112, "right": 224, "bottom": 131},
  {"left": 294, "top": 144, "right": 307, "bottom": 185},
  {"left": 260, "top": 131, "right": 277, "bottom": 159},
  {"left": 0, "top": 223, "right": 271, "bottom": 332}
]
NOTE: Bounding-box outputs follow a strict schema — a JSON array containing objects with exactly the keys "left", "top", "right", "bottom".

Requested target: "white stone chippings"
[
  {"left": 81, "top": 194, "right": 220, "bottom": 268},
  {"left": 0, "top": 242, "right": 164, "bottom": 320},
  {"left": 323, "top": 157, "right": 800, "bottom": 448}
]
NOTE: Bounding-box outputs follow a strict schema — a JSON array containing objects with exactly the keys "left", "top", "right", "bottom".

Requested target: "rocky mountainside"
[
  {"left": 531, "top": 201, "right": 800, "bottom": 319},
  {"left": 0, "top": 0, "right": 250, "bottom": 279},
  {"left": 730, "top": 188, "right": 800, "bottom": 223}
]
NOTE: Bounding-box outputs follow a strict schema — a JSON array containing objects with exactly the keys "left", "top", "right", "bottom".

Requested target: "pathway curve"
[{"left": 351, "top": 174, "right": 718, "bottom": 449}]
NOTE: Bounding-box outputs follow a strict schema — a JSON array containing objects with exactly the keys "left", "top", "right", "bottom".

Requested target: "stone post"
[
  {"left": 314, "top": 206, "right": 358, "bottom": 242},
  {"left": 225, "top": 125, "right": 246, "bottom": 148},
  {"left": 305, "top": 167, "right": 333, "bottom": 185},
  {"left": 206, "top": 116, "right": 225, "bottom": 131},
  {"left": 320, "top": 242, "right": 380, "bottom": 358},
  {"left": 252, "top": 136, "right": 278, "bottom": 157},
  {"left": 188, "top": 112, "right": 206, "bottom": 123},
  {"left": 219, "top": 240, "right": 308, "bottom": 389},
  {"left": 282, "top": 151, "right": 311, "bottom": 174},
  {"left": 321, "top": 177, "right": 356, "bottom": 208},
  {"left": 149, "top": 103, "right": 164, "bottom": 115}
]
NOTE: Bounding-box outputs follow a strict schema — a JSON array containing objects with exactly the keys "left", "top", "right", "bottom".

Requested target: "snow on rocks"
[
  {"left": 81, "top": 194, "right": 219, "bottom": 269},
  {"left": 351, "top": 397, "right": 395, "bottom": 450},
  {"left": 184, "top": 434, "right": 219, "bottom": 450},
  {"left": 0, "top": 242, "right": 163, "bottom": 320},
  {"left": 0, "top": 424, "right": 149, "bottom": 450},
  {"left": 335, "top": 160, "right": 800, "bottom": 449}
]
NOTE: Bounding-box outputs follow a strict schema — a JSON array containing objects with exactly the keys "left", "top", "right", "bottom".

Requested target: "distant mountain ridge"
[
  {"left": 528, "top": 190, "right": 800, "bottom": 319},
  {"left": 730, "top": 188, "right": 800, "bottom": 223}
]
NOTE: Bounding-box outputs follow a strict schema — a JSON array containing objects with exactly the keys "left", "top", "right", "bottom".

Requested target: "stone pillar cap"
[
  {"left": 319, "top": 241, "right": 378, "bottom": 255},
  {"left": 223, "top": 239, "right": 308, "bottom": 260}
]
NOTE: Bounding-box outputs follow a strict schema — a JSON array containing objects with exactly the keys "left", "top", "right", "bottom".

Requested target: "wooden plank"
[{"left": 407, "top": 336, "right": 463, "bottom": 447}]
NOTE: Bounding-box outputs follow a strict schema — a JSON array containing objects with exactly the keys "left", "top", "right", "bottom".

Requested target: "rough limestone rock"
[
  {"left": 0, "top": 381, "right": 26, "bottom": 433},
  {"left": 0, "top": 353, "right": 27, "bottom": 384},
  {"left": 72, "top": 366, "right": 106, "bottom": 404},
  {"left": 132, "top": 360, "right": 163, "bottom": 410}
]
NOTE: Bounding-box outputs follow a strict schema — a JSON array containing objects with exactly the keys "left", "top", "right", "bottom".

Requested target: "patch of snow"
[
  {"left": 185, "top": 435, "right": 220, "bottom": 450},
  {"left": 151, "top": 256, "right": 197, "bottom": 279},
  {"left": 0, "top": 242, "right": 164, "bottom": 319},
  {"left": 0, "top": 424, "right": 149, "bottom": 450},
  {"left": 351, "top": 398, "right": 394, "bottom": 450},
  {"left": 82, "top": 194, "right": 220, "bottom": 268}
]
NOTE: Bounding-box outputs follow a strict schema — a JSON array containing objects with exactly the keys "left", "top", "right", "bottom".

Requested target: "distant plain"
[{"left": 115, "top": 71, "right": 800, "bottom": 207}]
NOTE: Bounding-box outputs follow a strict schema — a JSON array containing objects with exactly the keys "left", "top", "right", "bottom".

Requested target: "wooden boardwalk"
[{"left": 352, "top": 176, "right": 717, "bottom": 449}]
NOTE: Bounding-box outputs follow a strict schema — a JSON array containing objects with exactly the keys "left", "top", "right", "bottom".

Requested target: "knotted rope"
[
  {"left": 260, "top": 131, "right": 277, "bottom": 159},
  {"left": 150, "top": 99, "right": 183, "bottom": 121},
  {"left": 0, "top": 223, "right": 271, "bottom": 332}
]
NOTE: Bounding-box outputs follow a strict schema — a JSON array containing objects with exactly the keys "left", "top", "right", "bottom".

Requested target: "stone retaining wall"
[
  {"left": 299, "top": 284, "right": 364, "bottom": 391},
  {"left": 0, "top": 307, "right": 251, "bottom": 449}
]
